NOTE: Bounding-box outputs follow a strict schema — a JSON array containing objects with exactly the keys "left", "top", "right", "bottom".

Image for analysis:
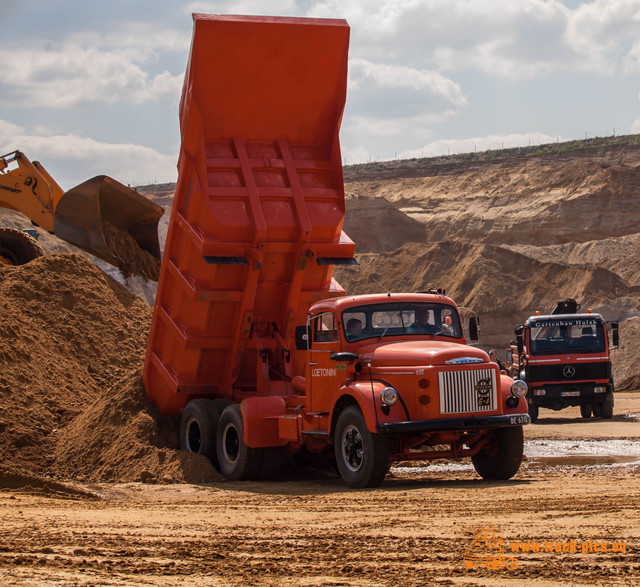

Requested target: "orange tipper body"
[{"left": 143, "top": 14, "right": 530, "bottom": 487}]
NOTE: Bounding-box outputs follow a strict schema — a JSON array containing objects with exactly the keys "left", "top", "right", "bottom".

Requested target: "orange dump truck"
[{"left": 143, "top": 14, "right": 530, "bottom": 487}]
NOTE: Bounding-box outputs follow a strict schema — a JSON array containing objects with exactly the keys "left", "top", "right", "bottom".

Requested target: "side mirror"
[
  {"left": 295, "top": 325, "right": 311, "bottom": 350},
  {"left": 514, "top": 325, "right": 524, "bottom": 354},
  {"left": 468, "top": 316, "right": 479, "bottom": 341},
  {"left": 611, "top": 322, "right": 619, "bottom": 348}
]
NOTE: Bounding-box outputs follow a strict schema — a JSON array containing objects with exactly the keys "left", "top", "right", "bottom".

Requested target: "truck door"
[{"left": 308, "top": 311, "right": 343, "bottom": 412}]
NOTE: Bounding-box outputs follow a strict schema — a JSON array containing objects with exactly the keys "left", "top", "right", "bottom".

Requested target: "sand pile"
[
  {"left": 53, "top": 367, "right": 220, "bottom": 484},
  {"left": 0, "top": 253, "right": 218, "bottom": 484}
]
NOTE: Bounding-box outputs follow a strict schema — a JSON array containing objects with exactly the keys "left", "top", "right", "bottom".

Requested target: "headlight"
[
  {"left": 594, "top": 386, "right": 607, "bottom": 393},
  {"left": 511, "top": 379, "right": 528, "bottom": 398},
  {"left": 381, "top": 387, "right": 398, "bottom": 406},
  {"left": 534, "top": 388, "right": 546, "bottom": 396}
]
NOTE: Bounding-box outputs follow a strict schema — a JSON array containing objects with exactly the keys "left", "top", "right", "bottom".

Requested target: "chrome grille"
[{"left": 438, "top": 368, "right": 497, "bottom": 414}]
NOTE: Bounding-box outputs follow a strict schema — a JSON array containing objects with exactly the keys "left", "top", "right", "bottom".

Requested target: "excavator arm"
[{"left": 0, "top": 150, "right": 163, "bottom": 280}]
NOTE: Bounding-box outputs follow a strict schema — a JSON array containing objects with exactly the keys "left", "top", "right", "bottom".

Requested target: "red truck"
[
  {"left": 142, "top": 14, "right": 530, "bottom": 487},
  {"left": 509, "top": 299, "right": 619, "bottom": 423}
]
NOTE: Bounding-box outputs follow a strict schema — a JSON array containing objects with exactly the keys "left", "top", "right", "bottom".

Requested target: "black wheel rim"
[
  {"left": 186, "top": 417, "right": 201, "bottom": 453},
  {"left": 223, "top": 423, "right": 240, "bottom": 463},
  {"left": 341, "top": 424, "right": 363, "bottom": 472}
]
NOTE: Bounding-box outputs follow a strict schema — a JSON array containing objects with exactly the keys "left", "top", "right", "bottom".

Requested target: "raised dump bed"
[{"left": 143, "top": 15, "right": 354, "bottom": 414}]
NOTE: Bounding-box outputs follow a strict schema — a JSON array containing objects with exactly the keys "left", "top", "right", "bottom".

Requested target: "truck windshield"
[
  {"left": 342, "top": 302, "right": 463, "bottom": 342},
  {"left": 528, "top": 319, "right": 606, "bottom": 355}
]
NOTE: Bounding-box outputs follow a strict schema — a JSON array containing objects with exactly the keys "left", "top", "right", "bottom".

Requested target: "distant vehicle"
[{"left": 509, "top": 298, "right": 619, "bottom": 422}]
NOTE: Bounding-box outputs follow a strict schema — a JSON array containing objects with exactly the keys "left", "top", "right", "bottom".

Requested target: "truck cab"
[
  {"left": 511, "top": 303, "right": 619, "bottom": 422},
  {"left": 290, "top": 292, "right": 530, "bottom": 486}
]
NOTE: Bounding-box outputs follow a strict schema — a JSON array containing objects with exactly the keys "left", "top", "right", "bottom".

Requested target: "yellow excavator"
[{"left": 0, "top": 150, "right": 163, "bottom": 280}]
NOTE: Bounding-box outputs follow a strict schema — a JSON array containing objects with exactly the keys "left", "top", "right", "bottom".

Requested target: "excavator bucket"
[{"left": 54, "top": 175, "right": 164, "bottom": 281}]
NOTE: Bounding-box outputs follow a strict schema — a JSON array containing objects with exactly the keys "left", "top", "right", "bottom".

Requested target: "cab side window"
[{"left": 313, "top": 312, "right": 338, "bottom": 343}]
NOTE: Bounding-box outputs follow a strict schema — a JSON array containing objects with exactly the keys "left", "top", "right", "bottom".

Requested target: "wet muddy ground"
[{"left": 1, "top": 394, "right": 639, "bottom": 586}]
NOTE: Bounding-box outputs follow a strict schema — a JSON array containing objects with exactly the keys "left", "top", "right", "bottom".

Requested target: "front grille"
[
  {"left": 438, "top": 368, "right": 497, "bottom": 414},
  {"left": 527, "top": 361, "right": 610, "bottom": 383}
]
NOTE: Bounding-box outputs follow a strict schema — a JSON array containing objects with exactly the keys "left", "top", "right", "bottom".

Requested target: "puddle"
[
  {"left": 524, "top": 439, "right": 640, "bottom": 468},
  {"left": 391, "top": 439, "right": 640, "bottom": 475}
]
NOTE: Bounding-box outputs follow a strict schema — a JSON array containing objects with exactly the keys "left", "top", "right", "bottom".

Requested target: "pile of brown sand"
[
  {"left": 0, "top": 253, "right": 218, "bottom": 484},
  {"left": 53, "top": 367, "right": 220, "bottom": 484}
]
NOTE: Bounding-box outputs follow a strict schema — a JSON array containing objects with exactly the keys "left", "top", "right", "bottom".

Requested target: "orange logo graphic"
[{"left": 464, "top": 525, "right": 518, "bottom": 571}]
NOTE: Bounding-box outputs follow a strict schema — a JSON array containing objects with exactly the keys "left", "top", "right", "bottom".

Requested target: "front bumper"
[
  {"left": 376, "top": 413, "right": 530, "bottom": 434},
  {"left": 528, "top": 382, "right": 612, "bottom": 407}
]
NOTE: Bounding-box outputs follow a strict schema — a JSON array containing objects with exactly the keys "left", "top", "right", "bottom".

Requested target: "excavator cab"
[{"left": 0, "top": 150, "right": 163, "bottom": 280}]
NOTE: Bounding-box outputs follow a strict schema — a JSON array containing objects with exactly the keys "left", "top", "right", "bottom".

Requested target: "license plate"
[{"left": 561, "top": 391, "right": 580, "bottom": 397}]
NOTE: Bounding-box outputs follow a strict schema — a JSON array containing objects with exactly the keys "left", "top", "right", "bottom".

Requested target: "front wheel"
[
  {"left": 334, "top": 405, "right": 389, "bottom": 488},
  {"left": 472, "top": 426, "right": 524, "bottom": 480},
  {"left": 528, "top": 402, "right": 539, "bottom": 423},
  {"left": 580, "top": 403, "right": 592, "bottom": 418},
  {"left": 594, "top": 396, "right": 614, "bottom": 419}
]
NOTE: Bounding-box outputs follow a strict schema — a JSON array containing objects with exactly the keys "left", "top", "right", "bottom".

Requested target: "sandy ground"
[{"left": 1, "top": 394, "right": 638, "bottom": 586}]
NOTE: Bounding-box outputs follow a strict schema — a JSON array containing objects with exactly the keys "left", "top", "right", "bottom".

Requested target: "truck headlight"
[
  {"left": 594, "top": 386, "right": 606, "bottom": 393},
  {"left": 381, "top": 387, "right": 398, "bottom": 406},
  {"left": 533, "top": 388, "right": 546, "bottom": 396},
  {"left": 511, "top": 380, "right": 528, "bottom": 398}
]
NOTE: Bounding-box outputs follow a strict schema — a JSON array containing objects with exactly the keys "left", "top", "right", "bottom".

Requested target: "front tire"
[
  {"left": 216, "top": 404, "right": 262, "bottom": 481},
  {"left": 472, "top": 426, "right": 524, "bottom": 480},
  {"left": 580, "top": 403, "right": 592, "bottom": 418},
  {"left": 528, "top": 402, "right": 539, "bottom": 423},
  {"left": 334, "top": 405, "right": 389, "bottom": 488},
  {"left": 180, "top": 399, "right": 219, "bottom": 463}
]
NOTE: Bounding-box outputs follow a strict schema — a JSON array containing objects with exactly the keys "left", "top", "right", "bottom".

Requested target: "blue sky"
[{"left": 1, "top": 0, "right": 639, "bottom": 188}]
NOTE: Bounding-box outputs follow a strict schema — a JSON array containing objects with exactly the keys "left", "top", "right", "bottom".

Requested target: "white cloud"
[
  {"left": 0, "top": 43, "right": 184, "bottom": 108},
  {"left": 310, "top": 0, "right": 640, "bottom": 79},
  {"left": 347, "top": 58, "right": 466, "bottom": 128},
  {"left": 184, "top": 1, "right": 299, "bottom": 16},
  {"left": 0, "top": 121, "right": 177, "bottom": 188},
  {"left": 631, "top": 119, "right": 640, "bottom": 133}
]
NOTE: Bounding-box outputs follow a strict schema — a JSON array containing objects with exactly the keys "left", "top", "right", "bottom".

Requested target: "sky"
[{"left": 1, "top": 0, "right": 639, "bottom": 189}]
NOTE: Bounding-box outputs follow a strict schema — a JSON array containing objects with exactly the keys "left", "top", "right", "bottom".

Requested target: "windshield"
[
  {"left": 342, "top": 302, "right": 463, "bottom": 342},
  {"left": 528, "top": 318, "right": 606, "bottom": 355}
]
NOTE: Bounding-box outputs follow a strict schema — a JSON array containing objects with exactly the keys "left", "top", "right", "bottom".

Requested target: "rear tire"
[
  {"left": 334, "top": 405, "right": 390, "bottom": 488},
  {"left": 0, "top": 228, "right": 44, "bottom": 266},
  {"left": 217, "top": 404, "right": 262, "bottom": 481},
  {"left": 180, "top": 399, "right": 219, "bottom": 464},
  {"left": 580, "top": 403, "right": 593, "bottom": 418},
  {"left": 472, "top": 426, "right": 524, "bottom": 480}
]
